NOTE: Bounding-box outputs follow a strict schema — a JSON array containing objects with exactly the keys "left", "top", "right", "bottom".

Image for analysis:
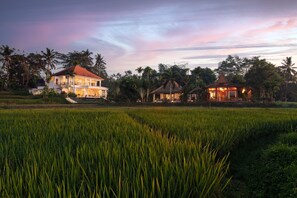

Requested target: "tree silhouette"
[
  {"left": 279, "top": 57, "right": 296, "bottom": 101},
  {"left": 94, "top": 53, "right": 107, "bottom": 78},
  {"left": 41, "top": 48, "right": 59, "bottom": 83},
  {"left": 245, "top": 57, "right": 283, "bottom": 101},
  {"left": 0, "top": 45, "right": 15, "bottom": 89},
  {"left": 161, "top": 66, "right": 180, "bottom": 102},
  {"left": 61, "top": 50, "right": 93, "bottom": 69}
]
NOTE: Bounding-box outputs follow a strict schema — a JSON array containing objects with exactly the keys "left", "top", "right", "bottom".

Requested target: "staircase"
[
  {"left": 65, "top": 97, "right": 78, "bottom": 104},
  {"left": 68, "top": 97, "right": 108, "bottom": 104}
]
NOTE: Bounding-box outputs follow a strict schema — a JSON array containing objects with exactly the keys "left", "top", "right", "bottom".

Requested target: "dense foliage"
[
  {"left": 0, "top": 46, "right": 107, "bottom": 91},
  {"left": 0, "top": 44, "right": 296, "bottom": 102},
  {"left": 248, "top": 132, "right": 297, "bottom": 197},
  {"left": 245, "top": 57, "right": 283, "bottom": 101}
]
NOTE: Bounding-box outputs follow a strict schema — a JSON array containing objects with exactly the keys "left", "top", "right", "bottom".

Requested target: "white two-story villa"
[{"left": 49, "top": 65, "right": 108, "bottom": 98}]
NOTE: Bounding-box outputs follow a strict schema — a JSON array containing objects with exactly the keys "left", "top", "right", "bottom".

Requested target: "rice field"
[{"left": 0, "top": 107, "right": 297, "bottom": 197}]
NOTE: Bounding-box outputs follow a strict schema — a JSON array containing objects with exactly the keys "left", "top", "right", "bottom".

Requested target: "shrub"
[
  {"left": 67, "top": 92, "right": 77, "bottom": 97},
  {"left": 48, "top": 89, "right": 60, "bottom": 97},
  {"left": 279, "top": 132, "right": 297, "bottom": 146},
  {"left": 249, "top": 143, "right": 297, "bottom": 197}
]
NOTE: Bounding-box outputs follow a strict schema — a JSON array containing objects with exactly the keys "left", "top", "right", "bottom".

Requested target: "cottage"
[
  {"left": 151, "top": 81, "right": 182, "bottom": 102},
  {"left": 206, "top": 74, "right": 251, "bottom": 102},
  {"left": 188, "top": 87, "right": 203, "bottom": 102},
  {"left": 49, "top": 65, "right": 108, "bottom": 98}
]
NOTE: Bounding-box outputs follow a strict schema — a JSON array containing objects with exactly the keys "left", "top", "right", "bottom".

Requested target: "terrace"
[{"left": 206, "top": 74, "right": 252, "bottom": 102}]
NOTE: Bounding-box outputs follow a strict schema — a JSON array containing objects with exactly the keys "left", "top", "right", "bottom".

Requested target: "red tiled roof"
[
  {"left": 52, "top": 65, "right": 103, "bottom": 79},
  {"left": 206, "top": 74, "right": 244, "bottom": 88},
  {"left": 217, "top": 74, "right": 227, "bottom": 84}
]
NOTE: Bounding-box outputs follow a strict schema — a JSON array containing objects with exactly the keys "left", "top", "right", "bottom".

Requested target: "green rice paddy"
[{"left": 0, "top": 108, "right": 297, "bottom": 197}]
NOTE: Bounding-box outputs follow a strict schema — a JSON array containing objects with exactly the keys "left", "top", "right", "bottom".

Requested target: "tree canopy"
[
  {"left": 61, "top": 50, "right": 93, "bottom": 69},
  {"left": 0, "top": 44, "right": 296, "bottom": 103},
  {"left": 245, "top": 57, "right": 283, "bottom": 101},
  {"left": 93, "top": 54, "right": 107, "bottom": 78}
]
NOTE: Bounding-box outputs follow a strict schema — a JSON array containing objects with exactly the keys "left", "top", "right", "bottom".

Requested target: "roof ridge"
[{"left": 52, "top": 65, "right": 103, "bottom": 80}]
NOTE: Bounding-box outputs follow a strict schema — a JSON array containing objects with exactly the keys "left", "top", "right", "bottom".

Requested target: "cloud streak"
[
  {"left": 153, "top": 43, "right": 297, "bottom": 52},
  {"left": 1, "top": 0, "right": 297, "bottom": 73}
]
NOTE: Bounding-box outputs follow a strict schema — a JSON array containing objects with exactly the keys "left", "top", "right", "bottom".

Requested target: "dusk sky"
[{"left": 1, "top": 0, "right": 297, "bottom": 74}]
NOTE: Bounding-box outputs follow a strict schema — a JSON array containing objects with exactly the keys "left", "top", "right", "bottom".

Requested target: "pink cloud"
[
  {"left": 37, "top": 23, "right": 88, "bottom": 48},
  {"left": 10, "top": 14, "right": 103, "bottom": 52},
  {"left": 244, "top": 18, "right": 297, "bottom": 37}
]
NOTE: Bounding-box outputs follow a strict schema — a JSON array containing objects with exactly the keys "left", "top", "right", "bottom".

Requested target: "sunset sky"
[{"left": 0, "top": 0, "right": 297, "bottom": 74}]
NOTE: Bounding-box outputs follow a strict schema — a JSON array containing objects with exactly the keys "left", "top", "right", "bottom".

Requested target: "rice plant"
[
  {"left": 1, "top": 108, "right": 297, "bottom": 197},
  {"left": 0, "top": 109, "right": 230, "bottom": 197}
]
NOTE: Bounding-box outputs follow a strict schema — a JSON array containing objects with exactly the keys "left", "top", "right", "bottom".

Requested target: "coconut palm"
[
  {"left": 41, "top": 48, "right": 59, "bottom": 83},
  {"left": 142, "top": 66, "right": 155, "bottom": 102},
  {"left": 135, "top": 67, "right": 143, "bottom": 76},
  {"left": 161, "top": 67, "right": 180, "bottom": 102},
  {"left": 135, "top": 77, "right": 145, "bottom": 102},
  {"left": 279, "top": 57, "right": 296, "bottom": 101},
  {"left": 61, "top": 50, "right": 93, "bottom": 69},
  {"left": 93, "top": 53, "right": 107, "bottom": 78}
]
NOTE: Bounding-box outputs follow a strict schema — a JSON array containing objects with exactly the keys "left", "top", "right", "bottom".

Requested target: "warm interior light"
[{"left": 228, "top": 87, "right": 237, "bottom": 91}]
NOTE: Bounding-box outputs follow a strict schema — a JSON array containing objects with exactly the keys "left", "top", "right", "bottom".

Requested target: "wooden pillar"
[
  {"left": 84, "top": 88, "right": 87, "bottom": 97},
  {"left": 73, "top": 76, "right": 76, "bottom": 94},
  {"left": 215, "top": 87, "right": 218, "bottom": 101},
  {"left": 67, "top": 76, "right": 70, "bottom": 86},
  {"left": 153, "top": 94, "right": 155, "bottom": 102}
]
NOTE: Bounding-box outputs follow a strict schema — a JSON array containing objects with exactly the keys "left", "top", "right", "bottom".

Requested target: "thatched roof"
[{"left": 151, "top": 81, "right": 182, "bottom": 94}]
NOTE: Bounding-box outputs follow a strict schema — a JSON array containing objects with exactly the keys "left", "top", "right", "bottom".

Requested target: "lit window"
[{"left": 229, "top": 91, "right": 236, "bottom": 98}]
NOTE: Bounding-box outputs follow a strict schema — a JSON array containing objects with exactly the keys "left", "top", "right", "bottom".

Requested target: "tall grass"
[
  {"left": 1, "top": 108, "right": 297, "bottom": 197},
  {"left": 0, "top": 92, "right": 67, "bottom": 104},
  {"left": 127, "top": 108, "right": 297, "bottom": 152},
  {"left": 0, "top": 109, "right": 229, "bottom": 197}
]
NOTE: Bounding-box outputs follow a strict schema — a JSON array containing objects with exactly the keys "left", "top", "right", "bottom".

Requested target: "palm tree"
[
  {"left": 161, "top": 67, "right": 180, "bottom": 102},
  {"left": 41, "top": 48, "right": 59, "bottom": 84},
  {"left": 135, "top": 77, "right": 145, "bottom": 102},
  {"left": 0, "top": 45, "right": 15, "bottom": 89},
  {"left": 94, "top": 54, "right": 107, "bottom": 78},
  {"left": 279, "top": 57, "right": 296, "bottom": 101},
  {"left": 135, "top": 67, "right": 143, "bottom": 77},
  {"left": 143, "top": 66, "right": 154, "bottom": 102},
  {"left": 18, "top": 54, "right": 30, "bottom": 88},
  {"left": 83, "top": 49, "right": 93, "bottom": 66},
  {"left": 61, "top": 50, "right": 93, "bottom": 69}
]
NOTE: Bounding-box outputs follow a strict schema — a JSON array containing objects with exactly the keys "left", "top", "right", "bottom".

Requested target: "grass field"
[
  {"left": 0, "top": 107, "right": 297, "bottom": 197},
  {"left": 0, "top": 91, "right": 67, "bottom": 104}
]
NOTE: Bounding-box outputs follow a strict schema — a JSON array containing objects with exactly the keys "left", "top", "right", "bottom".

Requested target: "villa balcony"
[{"left": 57, "top": 84, "right": 108, "bottom": 90}]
